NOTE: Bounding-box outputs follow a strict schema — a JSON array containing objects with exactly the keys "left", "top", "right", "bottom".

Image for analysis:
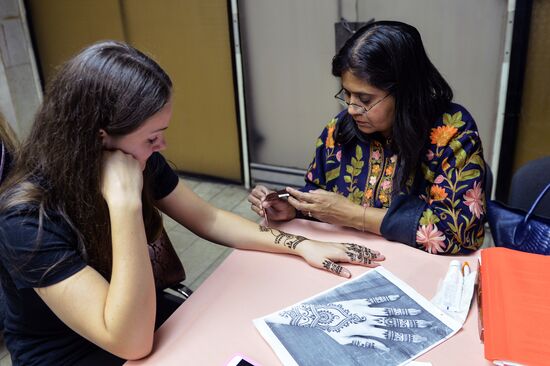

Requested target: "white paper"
[{"left": 254, "top": 267, "right": 461, "bottom": 366}]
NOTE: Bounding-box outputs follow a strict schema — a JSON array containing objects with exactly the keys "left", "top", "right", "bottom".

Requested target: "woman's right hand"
[
  {"left": 248, "top": 185, "right": 296, "bottom": 221},
  {"left": 101, "top": 150, "right": 143, "bottom": 207}
]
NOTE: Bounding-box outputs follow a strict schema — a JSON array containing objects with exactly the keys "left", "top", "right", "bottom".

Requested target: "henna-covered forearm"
[{"left": 259, "top": 225, "right": 307, "bottom": 250}]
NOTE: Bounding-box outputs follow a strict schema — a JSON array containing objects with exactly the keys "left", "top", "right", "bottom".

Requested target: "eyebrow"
[
  {"left": 151, "top": 127, "right": 169, "bottom": 133},
  {"left": 341, "top": 86, "right": 375, "bottom": 98}
]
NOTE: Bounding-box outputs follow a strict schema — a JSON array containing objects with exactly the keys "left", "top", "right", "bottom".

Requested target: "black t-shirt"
[{"left": 0, "top": 152, "right": 179, "bottom": 365}]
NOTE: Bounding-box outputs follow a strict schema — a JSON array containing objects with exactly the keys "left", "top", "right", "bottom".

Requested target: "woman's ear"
[{"left": 99, "top": 129, "right": 111, "bottom": 148}]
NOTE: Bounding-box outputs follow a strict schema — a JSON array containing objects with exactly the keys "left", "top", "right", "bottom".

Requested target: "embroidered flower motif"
[
  {"left": 430, "top": 126, "right": 458, "bottom": 147},
  {"left": 434, "top": 175, "right": 445, "bottom": 184},
  {"left": 416, "top": 224, "right": 446, "bottom": 254},
  {"left": 326, "top": 126, "right": 335, "bottom": 148},
  {"left": 372, "top": 150, "right": 381, "bottom": 161},
  {"left": 369, "top": 176, "right": 377, "bottom": 185},
  {"left": 365, "top": 189, "right": 373, "bottom": 199},
  {"left": 390, "top": 154, "right": 397, "bottom": 163},
  {"left": 372, "top": 164, "right": 381, "bottom": 174},
  {"left": 430, "top": 185, "right": 448, "bottom": 201},
  {"left": 426, "top": 150, "right": 435, "bottom": 161},
  {"left": 385, "top": 166, "right": 394, "bottom": 176},
  {"left": 381, "top": 180, "right": 392, "bottom": 190},
  {"left": 379, "top": 193, "right": 388, "bottom": 204},
  {"left": 307, "top": 172, "right": 313, "bottom": 181},
  {"left": 336, "top": 150, "right": 342, "bottom": 162},
  {"left": 464, "top": 181, "right": 484, "bottom": 219}
]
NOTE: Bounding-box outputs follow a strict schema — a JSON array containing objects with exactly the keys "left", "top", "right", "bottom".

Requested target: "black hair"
[{"left": 332, "top": 21, "right": 453, "bottom": 190}]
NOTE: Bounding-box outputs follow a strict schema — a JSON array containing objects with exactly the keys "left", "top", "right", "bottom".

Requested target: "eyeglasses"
[{"left": 334, "top": 88, "right": 391, "bottom": 115}]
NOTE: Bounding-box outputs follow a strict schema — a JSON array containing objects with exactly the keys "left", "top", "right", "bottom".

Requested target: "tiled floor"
[{"left": 0, "top": 175, "right": 259, "bottom": 364}]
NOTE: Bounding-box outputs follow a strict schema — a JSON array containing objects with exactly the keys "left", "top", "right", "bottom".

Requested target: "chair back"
[{"left": 509, "top": 156, "right": 550, "bottom": 218}]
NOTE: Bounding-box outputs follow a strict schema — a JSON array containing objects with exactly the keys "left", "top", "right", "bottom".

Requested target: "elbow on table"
[{"left": 107, "top": 332, "right": 155, "bottom": 361}]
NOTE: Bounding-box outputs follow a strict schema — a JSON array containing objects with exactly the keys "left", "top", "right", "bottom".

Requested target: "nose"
[{"left": 347, "top": 103, "right": 363, "bottom": 117}]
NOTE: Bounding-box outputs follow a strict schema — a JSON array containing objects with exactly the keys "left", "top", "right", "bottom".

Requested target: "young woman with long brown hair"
[{"left": 0, "top": 41, "right": 384, "bottom": 365}]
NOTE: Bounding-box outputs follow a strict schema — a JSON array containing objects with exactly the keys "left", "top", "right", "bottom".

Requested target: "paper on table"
[
  {"left": 254, "top": 267, "right": 461, "bottom": 366},
  {"left": 431, "top": 260, "right": 477, "bottom": 325}
]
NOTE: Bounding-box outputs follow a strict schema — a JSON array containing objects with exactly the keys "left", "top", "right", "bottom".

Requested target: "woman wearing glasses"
[{"left": 249, "top": 21, "right": 487, "bottom": 255}]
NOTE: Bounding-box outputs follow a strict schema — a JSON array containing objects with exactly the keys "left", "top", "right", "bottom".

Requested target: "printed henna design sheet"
[{"left": 254, "top": 267, "right": 460, "bottom": 366}]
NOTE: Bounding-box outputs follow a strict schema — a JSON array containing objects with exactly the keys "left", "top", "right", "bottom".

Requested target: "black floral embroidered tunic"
[{"left": 303, "top": 103, "right": 486, "bottom": 254}]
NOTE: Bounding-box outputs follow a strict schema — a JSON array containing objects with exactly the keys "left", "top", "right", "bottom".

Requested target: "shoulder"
[
  {"left": 0, "top": 204, "right": 75, "bottom": 245},
  {"left": 433, "top": 103, "right": 479, "bottom": 132},
  {"left": 428, "top": 103, "right": 481, "bottom": 147},
  {"left": 316, "top": 110, "right": 347, "bottom": 147},
  {"left": 145, "top": 152, "right": 179, "bottom": 200}
]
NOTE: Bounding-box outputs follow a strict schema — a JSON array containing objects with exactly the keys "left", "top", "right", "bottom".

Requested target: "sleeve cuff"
[{"left": 380, "top": 194, "right": 427, "bottom": 246}]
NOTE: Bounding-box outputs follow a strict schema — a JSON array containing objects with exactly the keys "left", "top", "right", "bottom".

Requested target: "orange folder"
[{"left": 480, "top": 247, "right": 550, "bottom": 366}]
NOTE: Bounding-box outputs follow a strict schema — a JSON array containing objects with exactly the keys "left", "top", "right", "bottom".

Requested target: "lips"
[{"left": 354, "top": 119, "right": 373, "bottom": 128}]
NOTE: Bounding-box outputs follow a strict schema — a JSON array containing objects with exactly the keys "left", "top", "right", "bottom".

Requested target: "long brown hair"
[{"left": 0, "top": 41, "right": 173, "bottom": 278}]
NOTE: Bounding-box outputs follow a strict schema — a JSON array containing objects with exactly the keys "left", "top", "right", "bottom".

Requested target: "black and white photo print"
[{"left": 254, "top": 267, "right": 460, "bottom": 366}]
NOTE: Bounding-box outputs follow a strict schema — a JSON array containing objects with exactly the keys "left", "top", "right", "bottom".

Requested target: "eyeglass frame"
[{"left": 334, "top": 88, "right": 391, "bottom": 115}]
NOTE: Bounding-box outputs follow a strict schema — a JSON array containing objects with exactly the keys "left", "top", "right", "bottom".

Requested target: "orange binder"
[{"left": 480, "top": 247, "right": 550, "bottom": 366}]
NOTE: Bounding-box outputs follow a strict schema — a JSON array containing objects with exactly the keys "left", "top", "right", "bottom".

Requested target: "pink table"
[{"left": 127, "top": 219, "right": 489, "bottom": 365}]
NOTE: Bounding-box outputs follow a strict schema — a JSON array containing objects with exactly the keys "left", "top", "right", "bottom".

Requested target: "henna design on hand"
[
  {"left": 259, "top": 225, "right": 307, "bottom": 250},
  {"left": 322, "top": 259, "right": 343, "bottom": 275},
  {"left": 343, "top": 243, "right": 378, "bottom": 264}
]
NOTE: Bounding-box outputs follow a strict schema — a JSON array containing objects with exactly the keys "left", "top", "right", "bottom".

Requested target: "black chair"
[{"left": 508, "top": 156, "right": 550, "bottom": 218}]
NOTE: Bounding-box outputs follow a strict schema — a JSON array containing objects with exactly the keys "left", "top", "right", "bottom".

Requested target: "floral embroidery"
[
  {"left": 361, "top": 140, "right": 397, "bottom": 208},
  {"left": 430, "top": 185, "right": 447, "bottom": 201},
  {"left": 434, "top": 175, "right": 445, "bottom": 184},
  {"left": 416, "top": 224, "right": 446, "bottom": 254},
  {"left": 304, "top": 105, "right": 485, "bottom": 255},
  {"left": 341, "top": 145, "right": 365, "bottom": 204},
  {"left": 464, "top": 181, "right": 484, "bottom": 219},
  {"left": 430, "top": 125, "right": 458, "bottom": 147},
  {"left": 326, "top": 125, "right": 336, "bottom": 148}
]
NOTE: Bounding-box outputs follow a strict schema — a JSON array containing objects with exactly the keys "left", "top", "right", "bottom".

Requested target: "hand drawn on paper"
[{"left": 269, "top": 295, "right": 429, "bottom": 351}]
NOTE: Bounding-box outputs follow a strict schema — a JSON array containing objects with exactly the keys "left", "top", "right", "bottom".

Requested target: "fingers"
[
  {"left": 322, "top": 259, "right": 351, "bottom": 278},
  {"left": 368, "top": 316, "right": 432, "bottom": 328},
  {"left": 365, "top": 295, "right": 400, "bottom": 306},
  {"left": 383, "top": 308, "right": 421, "bottom": 316},
  {"left": 286, "top": 188, "right": 316, "bottom": 215},
  {"left": 384, "top": 330, "right": 427, "bottom": 343},
  {"left": 349, "top": 337, "right": 389, "bottom": 352},
  {"left": 342, "top": 243, "right": 385, "bottom": 266},
  {"left": 247, "top": 185, "right": 273, "bottom": 217}
]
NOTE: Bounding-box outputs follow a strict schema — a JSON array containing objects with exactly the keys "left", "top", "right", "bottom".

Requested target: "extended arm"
[{"left": 156, "top": 181, "right": 384, "bottom": 277}]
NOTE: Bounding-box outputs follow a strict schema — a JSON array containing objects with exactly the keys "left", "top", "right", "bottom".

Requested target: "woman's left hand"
[
  {"left": 295, "top": 240, "right": 385, "bottom": 278},
  {"left": 286, "top": 187, "right": 358, "bottom": 226}
]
